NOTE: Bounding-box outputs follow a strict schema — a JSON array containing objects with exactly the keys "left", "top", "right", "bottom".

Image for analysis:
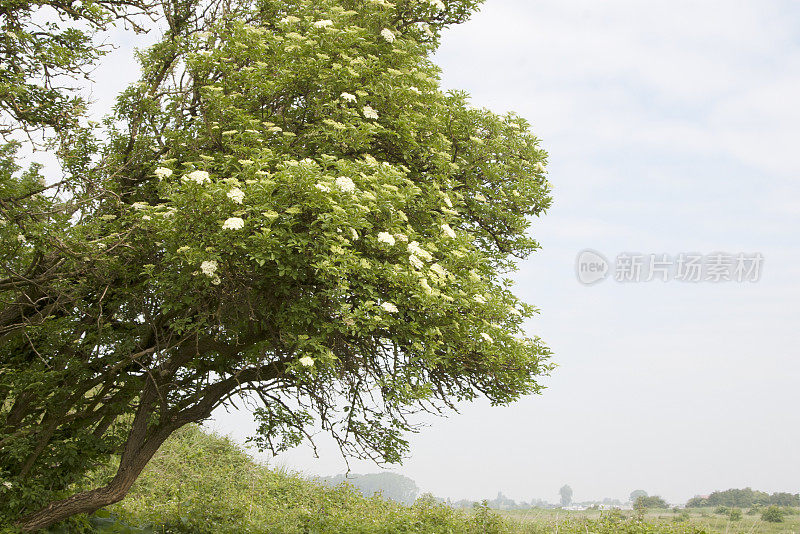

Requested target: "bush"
[
  {"left": 729, "top": 508, "right": 742, "bottom": 521},
  {"left": 761, "top": 505, "right": 786, "bottom": 523},
  {"left": 714, "top": 506, "right": 729, "bottom": 515}
]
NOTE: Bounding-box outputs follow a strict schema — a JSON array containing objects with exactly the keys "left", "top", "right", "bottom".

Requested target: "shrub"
[{"left": 761, "top": 505, "right": 785, "bottom": 523}]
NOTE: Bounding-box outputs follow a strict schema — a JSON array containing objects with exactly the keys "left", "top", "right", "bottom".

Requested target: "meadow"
[{"left": 49, "top": 427, "right": 795, "bottom": 534}]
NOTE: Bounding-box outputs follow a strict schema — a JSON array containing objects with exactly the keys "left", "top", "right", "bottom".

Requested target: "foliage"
[
  {"left": 634, "top": 496, "right": 669, "bottom": 510},
  {"left": 1, "top": 0, "right": 552, "bottom": 529},
  {"left": 760, "top": 506, "right": 785, "bottom": 523},
  {"left": 630, "top": 490, "right": 649, "bottom": 502},
  {"left": 686, "top": 489, "right": 799, "bottom": 509},
  {"left": 728, "top": 508, "right": 742, "bottom": 521},
  {"left": 318, "top": 472, "right": 419, "bottom": 505}
]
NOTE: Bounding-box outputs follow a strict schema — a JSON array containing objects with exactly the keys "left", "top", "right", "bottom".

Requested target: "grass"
[
  {"left": 498, "top": 507, "right": 800, "bottom": 534},
  {"left": 57, "top": 426, "right": 794, "bottom": 534}
]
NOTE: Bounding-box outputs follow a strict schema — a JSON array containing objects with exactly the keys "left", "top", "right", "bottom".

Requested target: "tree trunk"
[{"left": 16, "top": 423, "right": 175, "bottom": 532}]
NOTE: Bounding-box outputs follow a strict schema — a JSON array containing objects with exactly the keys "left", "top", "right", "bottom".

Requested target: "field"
[
  {"left": 498, "top": 507, "right": 800, "bottom": 534},
  {"left": 56, "top": 427, "right": 797, "bottom": 534}
]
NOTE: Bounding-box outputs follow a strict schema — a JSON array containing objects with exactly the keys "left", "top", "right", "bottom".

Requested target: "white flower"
[
  {"left": 2, "top": 481, "right": 11, "bottom": 489},
  {"left": 430, "top": 263, "right": 447, "bottom": 278},
  {"left": 131, "top": 201, "right": 149, "bottom": 210},
  {"left": 441, "top": 223, "right": 456, "bottom": 239},
  {"left": 377, "top": 232, "right": 396, "bottom": 246},
  {"left": 314, "top": 19, "right": 333, "bottom": 28},
  {"left": 407, "top": 241, "right": 432, "bottom": 261},
  {"left": 280, "top": 15, "right": 300, "bottom": 24},
  {"left": 362, "top": 106, "right": 379, "bottom": 119},
  {"left": 315, "top": 182, "right": 331, "bottom": 192},
  {"left": 480, "top": 332, "right": 494, "bottom": 344},
  {"left": 443, "top": 195, "right": 453, "bottom": 208},
  {"left": 409, "top": 255, "right": 424, "bottom": 270},
  {"left": 154, "top": 167, "right": 173, "bottom": 179},
  {"left": 185, "top": 170, "right": 210, "bottom": 184},
  {"left": 474, "top": 295, "right": 487, "bottom": 304},
  {"left": 299, "top": 356, "right": 315, "bottom": 367},
  {"left": 351, "top": 228, "right": 359, "bottom": 241},
  {"left": 429, "top": 0, "right": 446, "bottom": 10},
  {"left": 17, "top": 234, "right": 26, "bottom": 244},
  {"left": 381, "top": 302, "right": 399, "bottom": 313},
  {"left": 142, "top": 215, "right": 152, "bottom": 221},
  {"left": 474, "top": 193, "right": 487, "bottom": 202},
  {"left": 394, "top": 233, "right": 408, "bottom": 242},
  {"left": 380, "top": 28, "right": 395, "bottom": 43},
  {"left": 419, "top": 278, "right": 434, "bottom": 295},
  {"left": 335, "top": 176, "right": 356, "bottom": 193},
  {"left": 341, "top": 92, "right": 357, "bottom": 102},
  {"left": 534, "top": 162, "right": 546, "bottom": 173},
  {"left": 227, "top": 187, "right": 245, "bottom": 204},
  {"left": 200, "top": 260, "right": 218, "bottom": 277},
  {"left": 222, "top": 217, "right": 245, "bottom": 230},
  {"left": 408, "top": 86, "right": 421, "bottom": 95}
]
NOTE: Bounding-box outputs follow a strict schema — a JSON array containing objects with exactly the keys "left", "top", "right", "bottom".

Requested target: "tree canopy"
[{"left": 0, "top": 0, "right": 552, "bottom": 530}]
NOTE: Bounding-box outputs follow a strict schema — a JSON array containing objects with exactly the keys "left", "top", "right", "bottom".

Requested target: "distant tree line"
[
  {"left": 686, "top": 489, "right": 799, "bottom": 508},
  {"left": 318, "top": 473, "right": 419, "bottom": 505}
]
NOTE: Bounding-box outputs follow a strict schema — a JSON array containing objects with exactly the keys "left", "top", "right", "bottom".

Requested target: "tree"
[
  {"left": 634, "top": 495, "right": 669, "bottom": 510},
  {"left": 0, "top": 0, "right": 552, "bottom": 530},
  {"left": 630, "top": 489, "right": 648, "bottom": 502},
  {"left": 560, "top": 485, "right": 573, "bottom": 507}
]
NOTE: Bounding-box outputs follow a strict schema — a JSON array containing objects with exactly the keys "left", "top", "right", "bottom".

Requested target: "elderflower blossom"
[
  {"left": 315, "top": 182, "right": 331, "bottom": 192},
  {"left": 381, "top": 302, "right": 399, "bottom": 313},
  {"left": 185, "top": 170, "right": 210, "bottom": 184},
  {"left": 299, "top": 356, "right": 315, "bottom": 367},
  {"left": 474, "top": 193, "right": 487, "bottom": 202},
  {"left": 380, "top": 28, "right": 395, "bottom": 43},
  {"left": 335, "top": 176, "right": 356, "bottom": 193},
  {"left": 154, "top": 167, "right": 173, "bottom": 179},
  {"left": 409, "top": 255, "right": 424, "bottom": 270},
  {"left": 280, "top": 15, "right": 300, "bottom": 24},
  {"left": 314, "top": 19, "right": 333, "bottom": 28},
  {"left": 200, "top": 260, "right": 218, "bottom": 277},
  {"left": 407, "top": 241, "right": 432, "bottom": 261},
  {"left": 227, "top": 187, "right": 245, "bottom": 204},
  {"left": 430, "top": 263, "right": 447, "bottom": 278},
  {"left": 480, "top": 332, "right": 494, "bottom": 344},
  {"left": 429, "top": 0, "right": 446, "bottom": 10},
  {"left": 362, "top": 106, "right": 379, "bottom": 119},
  {"left": 222, "top": 217, "right": 245, "bottom": 230},
  {"left": 441, "top": 223, "right": 456, "bottom": 238},
  {"left": 377, "top": 232, "right": 396, "bottom": 246},
  {"left": 341, "top": 92, "right": 357, "bottom": 102}
]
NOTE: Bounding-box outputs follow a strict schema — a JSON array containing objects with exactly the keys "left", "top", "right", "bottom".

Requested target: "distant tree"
[
  {"left": 634, "top": 495, "right": 669, "bottom": 510},
  {"left": 685, "top": 489, "right": 799, "bottom": 509},
  {"left": 320, "top": 473, "right": 419, "bottom": 505},
  {"left": 729, "top": 508, "right": 742, "bottom": 521},
  {"left": 559, "top": 485, "right": 573, "bottom": 507},
  {"left": 630, "top": 490, "right": 648, "bottom": 502}
]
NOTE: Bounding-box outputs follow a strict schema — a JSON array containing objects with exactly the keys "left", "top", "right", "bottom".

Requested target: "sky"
[{"left": 78, "top": 0, "right": 800, "bottom": 505}]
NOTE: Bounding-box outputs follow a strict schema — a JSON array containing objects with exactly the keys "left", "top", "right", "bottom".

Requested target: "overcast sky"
[{"left": 83, "top": 0, "right": 800, "bottom": 505}]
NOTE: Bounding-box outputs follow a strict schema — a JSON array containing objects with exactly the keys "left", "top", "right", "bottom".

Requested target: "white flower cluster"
[
  {"left": 429, "top": 0, "right": 446, "bottom": 10},
  {"left": 441, "top": 223, "right": 456, "bottom": 238},
  {"left": 154, "top": 167, "right": 173, "bottom": 179},
  {"left": 222, "top": 217, "right": 245, "bottom": 230},
  {"left": 362, "top": 106, "right": 379, "bottom": 119},
  {"left": 381, "top": 28, "right": 395, "bottom": 43},
  {"left": 480, "top": 332, "right": 494, "bottom": 344},
  {"left": 377, "top": 232, "right": 396, "bottom": 246},
  {"left": 314, "top": 19, "right": 333, "bottom": 28},
  {"left": 227, "top": 187, "right": 245, "bottom": 204},
  {"left": 341, "top": 92, "right": 357, "bottom": 102},
  {"left": 184, "top": 170, "right": 210, "bottom": 184},
  {"left": 299, "top": 356, "right": 315, "bottom": 367},
  {"left": 381, "top": 302, "right": 399, "bottom": 313},
  {"left": 335, "top": 176, "right": 356, "bottom": 193},
  {"left": 407, "top": 241, "right": 433, "bottom": 261},
  {"left": 200, "top": 260, "right": 218, "bottom": 277}
]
